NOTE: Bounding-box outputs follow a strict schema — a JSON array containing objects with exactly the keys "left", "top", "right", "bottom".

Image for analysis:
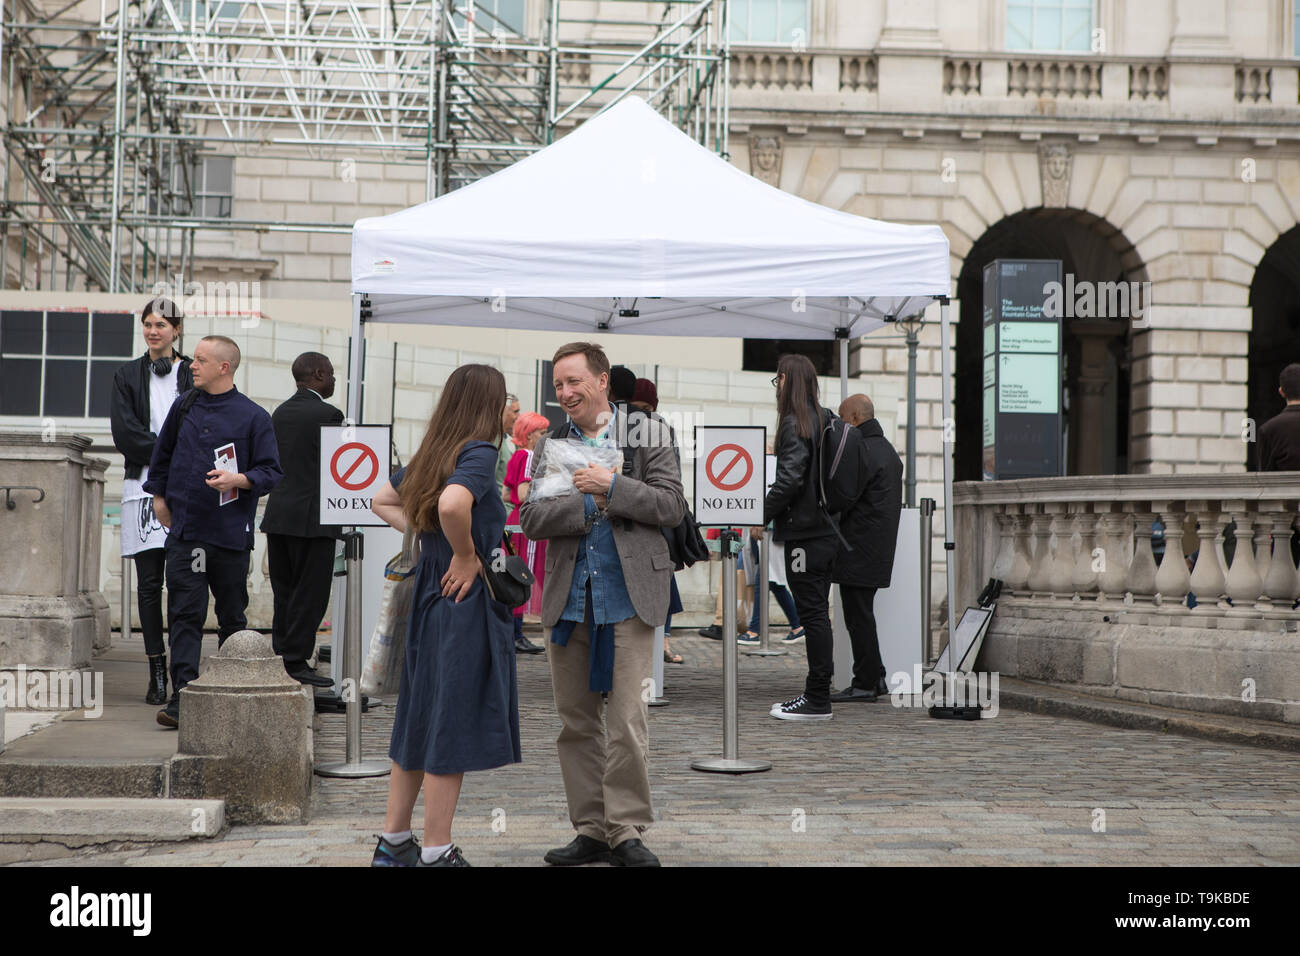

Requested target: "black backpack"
[{"left": 813, "top": 410, "right": 868, "bottom": 516}]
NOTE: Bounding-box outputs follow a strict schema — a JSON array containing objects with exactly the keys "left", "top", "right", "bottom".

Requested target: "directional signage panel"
[{"left": 982, "top": 259, "right": 1063, "bottom": 479}]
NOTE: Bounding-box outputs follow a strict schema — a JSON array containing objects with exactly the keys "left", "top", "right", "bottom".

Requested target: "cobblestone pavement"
[{"left": 20, "top": 633, "right": 1300, "bottom": 867}]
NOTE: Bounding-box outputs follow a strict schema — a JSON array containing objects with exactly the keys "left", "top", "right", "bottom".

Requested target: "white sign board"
[
  {"left": 319, "top": 425, "right": 391, "bottom": 527},
  {"left": 693, "top": 426, "right": 765, "bottom": 526},
  {"left": 832, "top": 508, "right": 924, "bottom": 691}
]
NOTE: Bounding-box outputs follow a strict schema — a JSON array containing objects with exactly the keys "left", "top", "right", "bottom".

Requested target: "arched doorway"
[
  {"left": 955, "top": 209, "right": 1146, "bottom": 481},
  {"left": 1247, "top": 225, "right": 1300, "bottom": 469}
]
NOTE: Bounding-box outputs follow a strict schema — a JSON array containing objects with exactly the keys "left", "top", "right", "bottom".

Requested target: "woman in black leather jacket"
[
  {"left": 109, "top": 298, "right": 193, "bottom": 705},
  {"left": 764, "top": 353, "right": 837, "bottom": 721}
]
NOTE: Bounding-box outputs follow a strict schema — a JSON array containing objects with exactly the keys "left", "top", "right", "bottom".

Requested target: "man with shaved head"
[
  {"left": 261, "top": 352, "right": 345, "bottom": 686},
  {"left": 830, "top": 392, "right": 903, "bottom": 702},
  {"left": 144, "top": 334, "right": 283, "bottom": 727}
]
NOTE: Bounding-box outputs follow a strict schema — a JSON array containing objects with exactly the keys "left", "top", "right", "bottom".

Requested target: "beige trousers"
[{"left": 547, "top": 615, "right": 655, "bottom": 848}]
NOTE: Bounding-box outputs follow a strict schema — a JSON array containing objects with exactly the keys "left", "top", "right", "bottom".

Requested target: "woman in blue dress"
[{"left": 368, "top": 363, "right": 521, "bottom": 867}]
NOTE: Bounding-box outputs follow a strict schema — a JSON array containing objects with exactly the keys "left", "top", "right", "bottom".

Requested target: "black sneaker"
[
  {"left": 779, "top": 627, "right": 806, "bottom": 645},
  {"left": 737, "top": 631, "right": 761, "bottom": 647},
  {"left": 372, "top": 834, "right": 421, "bottom": 867},
  {"left": 417, "top": 845, "right": 471, "bottom": 867},
  {"left": 770, "top": 694, "right": 832, "bottom": 721},
  {"left": 697, "top": 625, "right": 724, "bottom": 640}
]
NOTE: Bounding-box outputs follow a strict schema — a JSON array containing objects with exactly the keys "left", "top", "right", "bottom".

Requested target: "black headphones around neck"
[{"left": 151, "top": 354, "right": 176, "bottom": 377}]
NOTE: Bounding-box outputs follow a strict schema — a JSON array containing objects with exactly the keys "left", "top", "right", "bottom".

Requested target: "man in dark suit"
[
  {"left": 260, "top": 352, "right": 344, "bottom": 687},
  {"left": 1258, "top": 363, "right": 1300, "bottom": 471},
  {"left": 830, "top": 393, "right": 903, "bottom": 703}
]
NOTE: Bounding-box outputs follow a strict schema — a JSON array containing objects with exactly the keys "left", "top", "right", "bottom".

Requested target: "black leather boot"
[{"left": 146, "top": 655, "right": 168, "bottom": 705}]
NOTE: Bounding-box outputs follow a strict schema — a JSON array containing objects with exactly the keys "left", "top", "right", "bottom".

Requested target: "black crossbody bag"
[{"left": 477, "top": 532, "right": 534, "bottom": 607}]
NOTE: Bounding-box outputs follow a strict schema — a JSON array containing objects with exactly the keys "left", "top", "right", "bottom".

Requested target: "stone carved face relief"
[
  {"left": 749, "top": 135, "right": 782, "bottom": 185},
  {"left": 1039, "top": 143, "right": 1072, "bottom": 207},
  {"left": 1045, "top": 145, "right": 1068, "bottom": 180}
]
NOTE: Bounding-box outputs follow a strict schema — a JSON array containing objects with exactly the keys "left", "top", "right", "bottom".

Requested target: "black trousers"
[
  {"left": 133, "top": 548, "right": 167, "bottom": 658},
  {"left": 266, "top": 534, "right": 336, "bottom": 668},
  {"left": 840, "top": 584, "right": 885, "bottom": 691},
  {"left": 164, "top": 537, "right": 250, "bottom": 694},
  {"left": 784, "top": 533, "right": 837, "bottom": 707}
]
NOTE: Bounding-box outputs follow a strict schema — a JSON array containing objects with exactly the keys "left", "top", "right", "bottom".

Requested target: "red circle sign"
[
  {"left": 330, "top": 442, "right": 379, "bottom": 491},
  {"left": 705, "top": 443, "right": 753, "bottom": 492}
]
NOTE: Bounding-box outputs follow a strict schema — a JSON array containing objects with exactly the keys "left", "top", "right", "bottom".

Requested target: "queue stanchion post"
[
  {"left": 316, "top": 528, "right": 390, "bottom": 778},
  {"left": 919, "top": 498, "right": 935, "bottom": 672},
  {"left": 120, "top": 555, "right": 131, "bottom": 642},
  {"left": 692, "top": 529, "right": 771, "bottom": 774},
  {"left": 744, "top": 527, "right": 785, "bottom": 657}
]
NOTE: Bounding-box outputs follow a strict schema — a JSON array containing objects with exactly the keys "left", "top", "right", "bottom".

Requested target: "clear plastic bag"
[{"left": 529, "top": 437, "right": 623, "bottom": 500}]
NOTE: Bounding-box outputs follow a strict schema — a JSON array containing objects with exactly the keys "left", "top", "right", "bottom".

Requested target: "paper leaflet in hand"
[
  {"left": 528, "top": 438, "right": 622, "bottom": 501},
  {"left": 213, "top": 443, "right": 239, "bottom": 506}
]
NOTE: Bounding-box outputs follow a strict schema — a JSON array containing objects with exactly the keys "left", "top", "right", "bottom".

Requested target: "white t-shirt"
[{"left": 122, "top": 360, "right": 181, "bottom": 502}]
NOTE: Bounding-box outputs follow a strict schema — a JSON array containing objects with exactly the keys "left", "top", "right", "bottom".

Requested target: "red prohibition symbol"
[
  {"left": 331, "top": 442, "right": 379, "bottom": 491},
  {"left": 705, "top": 443, "right": 753, "bottom": 492}
]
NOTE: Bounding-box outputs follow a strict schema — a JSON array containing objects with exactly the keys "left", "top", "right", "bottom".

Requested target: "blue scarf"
[{"left": 550, "top": 590, "right": 616, "bottom": 693}]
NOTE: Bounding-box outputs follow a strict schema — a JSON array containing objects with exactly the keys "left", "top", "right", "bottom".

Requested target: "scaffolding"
[{"left": 0, "top": 0, "right": 730, "bottom": 293}]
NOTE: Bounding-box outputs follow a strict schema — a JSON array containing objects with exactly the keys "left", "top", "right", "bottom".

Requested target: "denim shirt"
[{"left": 558, "top": 404, "right": 637, "bottom": 627}]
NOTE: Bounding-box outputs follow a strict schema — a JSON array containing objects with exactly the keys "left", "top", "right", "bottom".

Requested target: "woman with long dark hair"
[
  {"left": 764, "top": 353, "right": 838, "bottom": 720},
  {"left": 109, "top": 297, "right": 193, "bottom": 705},
  {"left": 368, "top": 363, "right": 522, "bottom": 867}
]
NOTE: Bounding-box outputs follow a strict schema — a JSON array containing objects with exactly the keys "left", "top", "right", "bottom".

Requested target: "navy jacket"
[{"left": 143, "top": 386, "right": 283, "bottom": 551}]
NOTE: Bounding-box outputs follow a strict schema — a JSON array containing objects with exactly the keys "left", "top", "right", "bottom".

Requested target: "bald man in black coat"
[{"left": 830, "top": 393, "right": 903, "bottom": 702}]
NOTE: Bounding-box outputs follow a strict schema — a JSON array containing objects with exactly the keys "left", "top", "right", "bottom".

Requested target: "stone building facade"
[{"left": 4, "top": 0, "right": 1300, "bottom": 629}]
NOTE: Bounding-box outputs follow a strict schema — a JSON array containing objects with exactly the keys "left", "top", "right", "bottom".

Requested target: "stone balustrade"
[
  {"left": 725, "top": 46, "right": 1299, "bottom": 125},
  {"left": 953, "top": 474, "right": 1300, "bottom": 626},
  {"left": 730, "top": 49, "right": 814, "bottom": 91}
]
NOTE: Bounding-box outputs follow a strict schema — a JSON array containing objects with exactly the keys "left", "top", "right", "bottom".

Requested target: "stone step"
[
  {"left": 0, "top": 797, "right": 225, "bottom": 863},
  {"left": 0, "top": 757, "right": 167, "bottom": 799},
  {"left": 998, "top": 677, "right": 1300, "bottom": 752}
]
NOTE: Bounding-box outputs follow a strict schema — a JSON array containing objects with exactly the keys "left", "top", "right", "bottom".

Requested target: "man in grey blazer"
[{"left": 520, "top": 342, "right": 685, "bottom": 868}]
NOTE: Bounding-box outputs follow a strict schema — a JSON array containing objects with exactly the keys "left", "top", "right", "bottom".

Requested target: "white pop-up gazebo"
[{"left": 349, "top": 96, "right": 957, "bottom": 643}]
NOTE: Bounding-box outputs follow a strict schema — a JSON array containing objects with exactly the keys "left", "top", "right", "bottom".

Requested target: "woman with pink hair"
[{"left": 503, "top": 411, "right": 551, "bottom": 654}]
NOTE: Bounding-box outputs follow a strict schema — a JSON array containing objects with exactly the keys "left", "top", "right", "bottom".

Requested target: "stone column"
[
  {"left": 1026, "top": 506, "right": 1054, "bottom": 597},
  {"left": 1125, "top": 503, "right": 1159, "bottom": 606},
  {"left": 1005, "top": 508, "right": 1033, "bottom": 596},
  {"left": 1167, "top": 0, "right": 1235, "bottom": 112},
  {"left": 1221, "top": 500, "right": 1264, "bottom": 609},
  {"left": 1260, "top": 508, "right": 1300, "bottom": 607},
  {"left": 1071, "top": 504, "right": 1098, "bottom": 602},
  {"left": 1095, "top": 506, "right": 1131, "bottom": 604},
  {"left": 990, "top": 507, "right": 1017, "bottom": 583},
  {"left": 1046, "top": 503, "right": 1075, "bottom": 600},
  {"left": 1187, "top": 500, "right": 1229, "bottom": 610},
  {"left": 1152, "top": 500, "right": 1192, "bottom": 610},
  {"left": 171, "top": 631, "right": 314, "bottom": 824},
  {"left": 876, "top": 0, "right": 943, "bottom": 113},
  {"left": 0, "top": 433, "right": 109, "bottom": 670},
  {"left": 1068, "top": 321, "right": 1125, "bottom": 476}
]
